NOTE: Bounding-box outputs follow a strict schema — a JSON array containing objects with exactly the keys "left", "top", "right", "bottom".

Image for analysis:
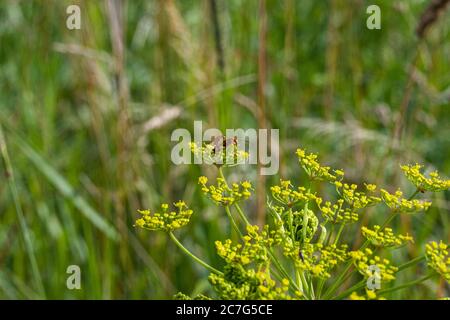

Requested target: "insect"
[
  {"left": 298, "top": 248, "right": 305, "bottom": 262},
  {"left": 210, "top": 135, "right": 238, "bottom": 154}
]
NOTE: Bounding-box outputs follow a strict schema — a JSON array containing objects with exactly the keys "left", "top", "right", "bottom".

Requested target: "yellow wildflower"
[
  {"left": 134, "top": 202, "right": 193, "bottom": 232},
  {"left": 402, "top": 164, "right": 450, "bottom": 192}
]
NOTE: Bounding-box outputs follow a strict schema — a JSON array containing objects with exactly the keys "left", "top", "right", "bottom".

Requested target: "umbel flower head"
[
  {"left": 135, "top": 201, "right": 193, "bottom": 232},
  {"left": 380, "top": 189, "right": 431, "bottom": 213},
  {"left": 426, "top": 241, "right": 450, "bottom": 282},
  {"left": 270, "top": 179, "right": 317, "bottom": 206},
  {"left": 210, "top": 225, "right": 292, "bottom": 300},
  {"left": 208, "top": 265, "right": 292, "bottom": 300},
  {"left": 190, "top": 141, "right": 249, "bottom": 168},
  {"left": 296, "top": 148, "right": 339, "bottom": 182},
  {"left": 317, "top": 199, "right": 358, "bottom": 224},
  {"left": 198, "top": 176, "right": 252, "bottom": 206},
  {"left": 317, "top": 182, "right": 380, "bottom": 224},
  {"left": 362, "top": 225, "right": 414, "bottom": 248},
  {"left": 401, "top": 164, "right": 450, "bottom": 192},
  {"left": 284, "top": 242, "right": 348, "bottom": 279},
  {"left": 215, "top": 237, "right": 268, "bottom": 266},
  {"left": 215, "top": 225, "right": 281, "bottom": 266},
  {"left": 349, "top": 248, "right": 398, "bottom": 282},
  {"left": 337, "top": 182, "right": 381, "bottom": 209}
]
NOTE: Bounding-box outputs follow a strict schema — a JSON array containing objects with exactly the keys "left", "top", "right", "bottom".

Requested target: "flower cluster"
[
  {"left": 349, "top": 248, "right": 398, "bottom": 282},
  {"left": 317, "top": 182, "right": 380, "bottom": 224},
  {"left": 211, "top": 225, "right": 292, "bottom": 299},
  {"left": 401, "top": 164, "right": 450, "bottom": 192},
  {"left": 425, "top": 241, "right": 450, "bottom": 282},
  {"left": 296, "top": 148, "right": 340, "bottom": 182},
  {"left": 215, "top": 238, "right": 267, "bottom": 266},
  {"left": 337, "top": 183, "right": 381, "bottom": 209},
  {"left": 380, "top": 189, "right": 431, "bottom": 213},
  {"left": 198, "top": 176, "right": 252, "bottom": 206},
  {"left": 209, "top": 265, "right": 292, "bottom": 300},
  {"left": 361, "top": 225, "right": 414, "bottom": 247},
  {"left": 174, "top": 292, "right": 211, "bottom": 300},
  {"left": 190, "top": 141, "right": 249, "bottom": 168},
  {"left": 245, "top": 224, "right": 283, "bottom": 248},
  {"left": 270, "top": 180, "right": 316, "bottom": 206},
  {"left": 317, "top": 199, "right": 358, "bottom": 224},
  {"left": 215, "top": 225, "right": 282, "bottom": 265},
  {"left": 135, "top": 201, "right": 193, "bottom": 232},
  {"left": 350, "top": 289, "right": 385, "bottom": 300},
  {"left": 288, "top": 243, "right": 348, "bottom": 279}
]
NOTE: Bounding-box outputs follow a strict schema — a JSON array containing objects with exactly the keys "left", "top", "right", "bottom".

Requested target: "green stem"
[
  {"left": 325, "top": 224, "right": 335, "bottom": 246},
  {"left": 407, "top": 188, "right": 420, "bottom": 201},
  {"left": 334, "top": 224, "right": 345, "bottom": 245},
  {"left": 380, "top": 212, "right": 398, "bottom": 230},
  {"left": 322, "top": 262, "right": 352, "bottom": 299},
  {"left": 218, "top": 167, "right": 251, "bottom": 226},
  {"left": 316, "top": 278, "right": 326, "bottom": 299},
  {"left": 299, "top": 270, "right": 310, "bottom": 299},
  {"left": 398, "top": 255, "right": 426, "bottom": 271},
  {"left": 268, "top": 250, "right": 302, "bottom": 294},
  {"left": 169, "top": 232, "right": 223, "bottom": 275},
  {"left": 225, "top": 206, "right": 243, "bottom": 238},
  {"left": 378, "top": 273, "right": 434, "bottom": 295},
  {"left": 269, "top": 266, "right": 302, "bottom": 298},
  {"left": 218, "top": 167, "right": 228, "bottom": 186},
  {"left": 288, "top": 208, "right": 295, "bottom": 240},
  {"left": 309, "top": 277, "right": 316, "bottom": 299},
  {"left": 332, "top": 279, "right": 366, "bottom": 300},
  {"left": 234, "top": 203, "right": 251, "bottom": 226},
  {"left": 295, "top": 269, "right": 304, "bottom": 294}
]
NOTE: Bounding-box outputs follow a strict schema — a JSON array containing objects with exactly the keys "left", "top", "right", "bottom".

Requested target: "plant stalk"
[{"left": 169, "top": 232, "right": 222, "bottom": 275}]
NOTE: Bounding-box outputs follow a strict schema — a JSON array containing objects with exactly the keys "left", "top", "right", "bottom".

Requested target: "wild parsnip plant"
[{"left": 135, "top": 142, "right": 450, "bottom": 300}]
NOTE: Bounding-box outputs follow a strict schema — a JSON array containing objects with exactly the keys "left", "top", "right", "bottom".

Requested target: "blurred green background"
[{"left": 0, "top": 0, "right": 449, "bottom": 299}]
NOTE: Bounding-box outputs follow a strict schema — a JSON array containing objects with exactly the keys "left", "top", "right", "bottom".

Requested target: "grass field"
[{"left": 0, "top": 0, "right": 449, "bottom": 299}]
